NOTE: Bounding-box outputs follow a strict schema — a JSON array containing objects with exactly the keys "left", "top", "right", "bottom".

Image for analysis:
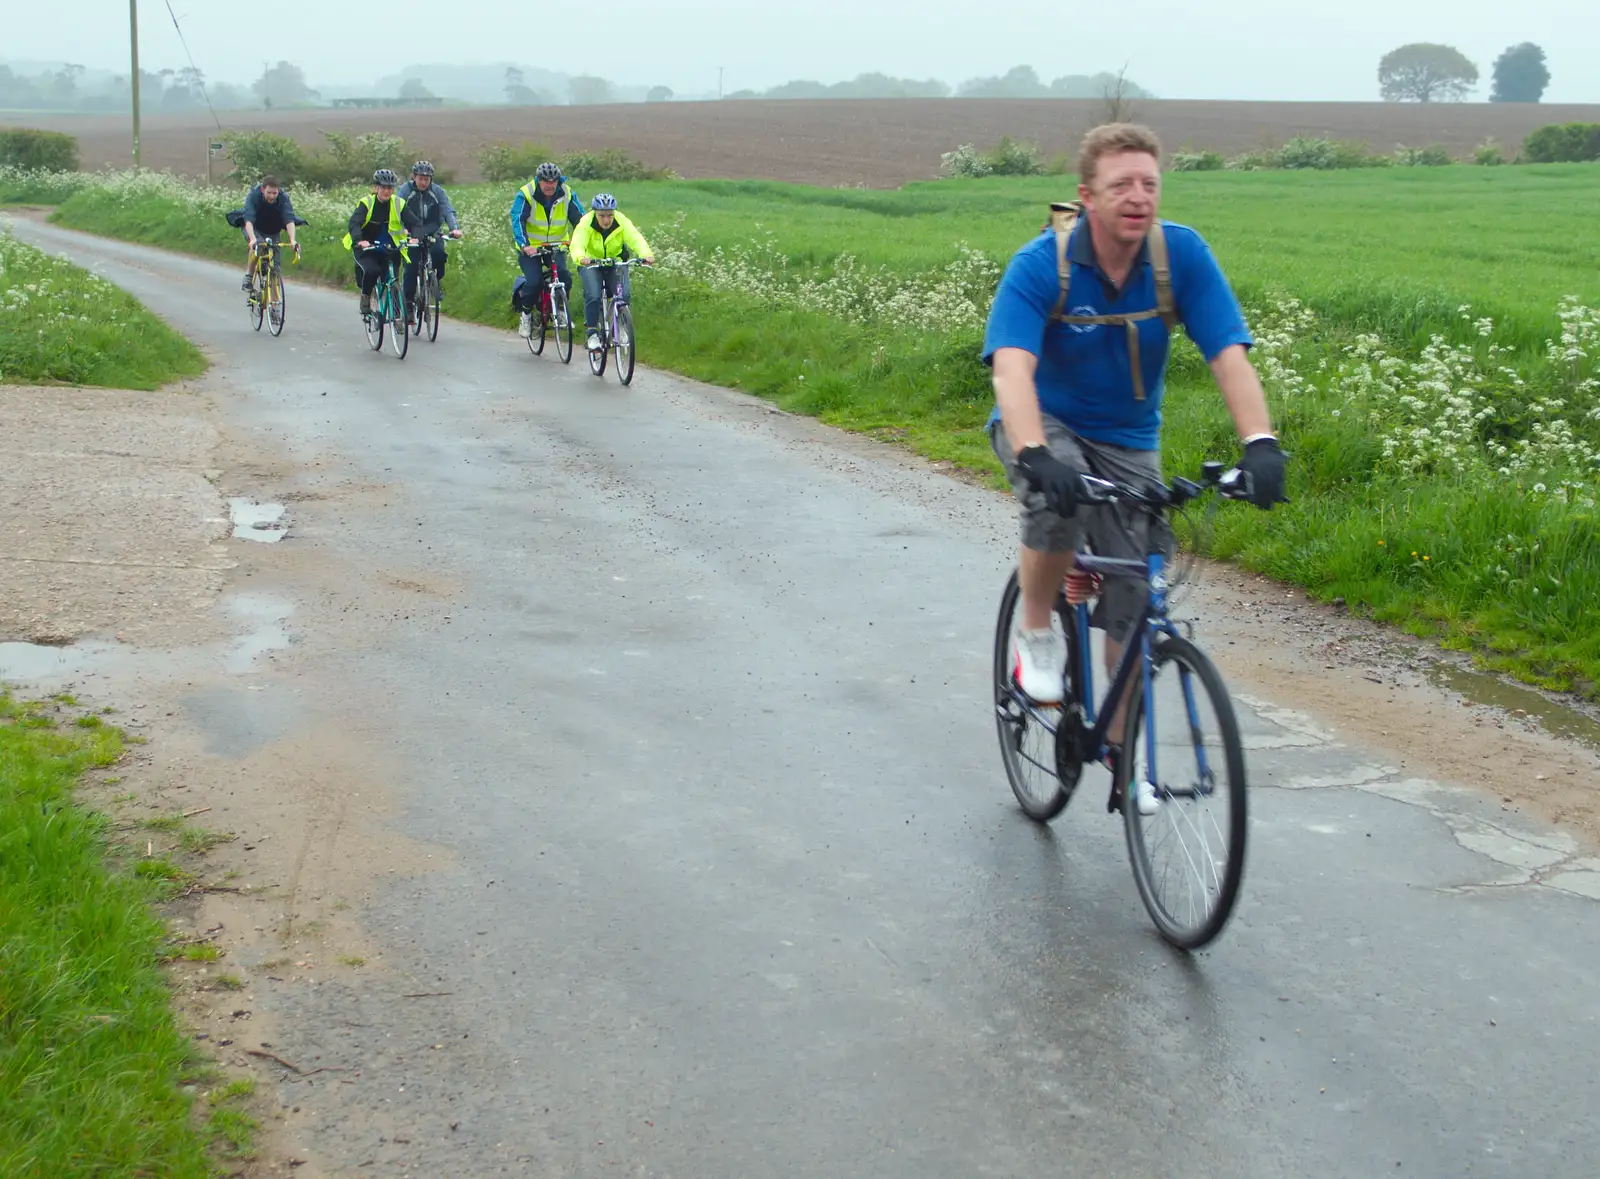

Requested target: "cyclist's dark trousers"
[
  {"left": 516, "top": 250, "right": 569, "bottom": 312},
  {"left": 580, "top": 265, "right": 629, "bottom": 332},
  {"left": 353, "top": 245, "right": 401, "bottom": 296},
  {"left": 403, "top": 238, "right": 448, "bottom": 305}
]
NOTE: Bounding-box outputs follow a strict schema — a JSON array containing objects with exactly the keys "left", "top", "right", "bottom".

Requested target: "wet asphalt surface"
[{"left": 10, "top": 221, "right": 1600, "bottom": 1178}]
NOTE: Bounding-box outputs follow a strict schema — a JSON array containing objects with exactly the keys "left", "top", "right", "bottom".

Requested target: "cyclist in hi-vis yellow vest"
[
  {"left": 509, "top": 161, "right": 585, "bottom": 338},
  {"left": 568, "top": 193, "right": 655, "bottom": 351},
  {"left": 343, "top": 169, "right": 423, "bottom": 319}
]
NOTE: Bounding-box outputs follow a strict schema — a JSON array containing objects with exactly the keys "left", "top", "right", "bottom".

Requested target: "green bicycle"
[{"left": 360, "top": 244, "right": 409, "bottom": 359}]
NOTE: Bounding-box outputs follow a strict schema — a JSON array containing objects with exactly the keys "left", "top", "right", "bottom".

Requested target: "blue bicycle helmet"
[{"left": 591, "top": 193, "right": 617, "bottom": 211}]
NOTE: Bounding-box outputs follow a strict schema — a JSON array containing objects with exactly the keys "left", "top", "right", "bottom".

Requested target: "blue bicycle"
[
  {"left": 359, "top": 244, "right": 409, "bottom": 359},
  {"left": 994, "top": 462, "right": 1251, "bottom": 948}
]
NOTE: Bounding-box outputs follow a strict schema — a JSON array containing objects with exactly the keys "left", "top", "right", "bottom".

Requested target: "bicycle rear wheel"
[
  {"left": 365, "top": 298, "right": 384, "bottom": 351},
  {"left": 1121, "top": 633, "right": 1247, "bottom": 949},
  {"left": 993, "top": 571, "right": 1080, "bottom": 823},
  {"left": 588, "top": 321, "right": 607, "bottom": 376},
  {"left": 249, "top": 272, "right": 265, "bottom": 332},
  {"left": 267, "top": 266, "right": 286, "bottom": 337},
  {"left": 552, "top": 286, "right": 573, "bottom": 364},
  {"left": 614, "top": 304, "right": 635, "bottom": 386},
  {"left": 526, "top": 307, "right": 547, "bottom": 355}
]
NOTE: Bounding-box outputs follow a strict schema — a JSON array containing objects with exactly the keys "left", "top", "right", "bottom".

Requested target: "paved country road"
[{"left": 7, "top": 220, "right": 1600, "bottom": 1179}]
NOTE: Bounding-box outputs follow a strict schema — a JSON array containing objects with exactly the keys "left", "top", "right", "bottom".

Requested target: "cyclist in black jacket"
[
  {"left": 240, "top": 176, "right": 299, "bottom": 289},
  {"left": 397, "top": 161, "right": 462, "bottom": 309}
]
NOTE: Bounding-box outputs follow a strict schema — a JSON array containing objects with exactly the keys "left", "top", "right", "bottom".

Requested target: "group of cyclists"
[{"left": 238, "top": 158, "right": 653, "bottom": 354}]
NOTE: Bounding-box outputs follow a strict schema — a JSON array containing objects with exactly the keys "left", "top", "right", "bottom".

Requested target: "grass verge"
[{"left": 0, "top": 691, "right": 212, "bottom": 1176}]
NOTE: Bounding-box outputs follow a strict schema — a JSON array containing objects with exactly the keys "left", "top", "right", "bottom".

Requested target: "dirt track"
[{"left": 10, "top": 97, "right": 1599, "bottom": 187}]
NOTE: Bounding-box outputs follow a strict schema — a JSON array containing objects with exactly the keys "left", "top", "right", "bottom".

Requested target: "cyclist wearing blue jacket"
[
  {"left": 984, "top": 123, "right": 1286, "bottom": 781},
  {"left": 510, "top": 161, "right": 584, "bottom": 337},
  {"left": 239, "top": 176, "right": 300, "bottom": 289}
]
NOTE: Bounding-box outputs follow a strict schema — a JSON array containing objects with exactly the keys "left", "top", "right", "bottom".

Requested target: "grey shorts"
[{"left": 991, "top": 415, "right": 1168, "bottom": 641}]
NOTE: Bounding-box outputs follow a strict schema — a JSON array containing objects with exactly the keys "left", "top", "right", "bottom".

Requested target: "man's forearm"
[
  {"left": 1209, "top": 344, "right": 1273, "bottom": 439},
  {"left": 992, "top": 347, "right": 1046, "bottom": 454}
]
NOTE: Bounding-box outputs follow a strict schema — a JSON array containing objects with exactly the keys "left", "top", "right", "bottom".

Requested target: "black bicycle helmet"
[
  {"left": 410, "top": 160, "right": 434, "bottom": 177},
  {"left": 534, "top": 161, "right": 562, "bottom": 182},
  {"left": 373, "top": 168, "right": 399, "bottom": 186}
]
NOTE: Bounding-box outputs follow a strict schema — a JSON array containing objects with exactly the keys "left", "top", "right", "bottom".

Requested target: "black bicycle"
[
  {"left": 411, "top": 230, "right": 459, "bottom": 343},
  {"left": 994, "top": 462, "right": 1252, "bottom": 949},
  {"left": 583, "top": 258, "right": 647, "bottom": 385}
]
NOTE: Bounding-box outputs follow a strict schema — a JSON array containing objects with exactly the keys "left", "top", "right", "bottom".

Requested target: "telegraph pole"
[{"left": 129, "top": 0, "right": 142, "bottom": 170}]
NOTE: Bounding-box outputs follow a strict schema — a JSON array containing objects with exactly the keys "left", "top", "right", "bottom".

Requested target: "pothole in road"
[
  {"left": 0, "top": 640, "right": 111, "bottom": 681},
  {"left": 229, "top": 498, "right": 287, "bottom": 542},
  {"left": 225, "top": 593, "right": 291, "bottom": 674}
]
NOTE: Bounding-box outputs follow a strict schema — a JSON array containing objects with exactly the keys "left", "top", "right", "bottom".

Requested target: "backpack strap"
[
  {"left": 1147, "top": 220, "right": 1177, "bottom": 327},
  {"left": 1047, "top": 201, "right": 1080, "bottom": 322}
]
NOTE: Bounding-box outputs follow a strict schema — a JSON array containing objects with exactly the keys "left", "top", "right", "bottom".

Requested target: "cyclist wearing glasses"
[
  {"left": 569, "top": 193, "right": 655, "bottom": 352},
  {"left": 985, "top": 123, "right": 1287, "bottom": 751},
  {"left": 397, "top": 160, "right": 462, "bottom": 308},
  {"left": 343, "top": 168, "right": 423, "bottom": 319},
  {"left": 510, "top": 161, "right": 584, "bottom": 338},
  {"left": 239, "top": 175, "right": 300, "bottom": 290}
]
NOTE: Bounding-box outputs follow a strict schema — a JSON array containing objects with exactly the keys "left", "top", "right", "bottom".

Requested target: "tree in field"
[
  {"left": 568, "top": 75, "right": 613, "bottom": 106},
  {"left": 253, "top": 62, "right": 318, "bottom": 108},
  {"left": 1378, "top": 44, "right": 1478, "bottom": 102},
  {"left": 646, "top": 85, "right": 673, "bottom": 102},
  {"left": 398, "top": 77, "right": 434, "bottom": 100},
  {"left": 1490, "top": 42, "right": 1550, "bottom": 102},
  {"left": 958, "top": 65, "right": 1049, "bottom": 98}
]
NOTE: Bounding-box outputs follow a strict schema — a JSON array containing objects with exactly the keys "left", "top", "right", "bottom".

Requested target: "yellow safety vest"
[
  {"left": 342, "top": 194, "right": 411, "bottom": 261},
  {"left": 519, "top": 180, "right": 574, "bottom": 247}
]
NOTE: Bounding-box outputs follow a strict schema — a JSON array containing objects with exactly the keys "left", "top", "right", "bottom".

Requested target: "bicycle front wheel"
[
  {"left": 614, "top": 304, "right": 635, "bottom": 386},
  {"left": 389, "top": 291, "right": 409, "bottom": 359},
  {"left": 552, "top": 287, "right": 573, "bottom": 364},
  {"left": 425, "top": 271, "right": 440, "bottom": 342},
  {"left": 267, "top": 267, "right": 286, "bottom": 337},
  {"left": 1121, "top": 633, "right": 1247, "bottom": 950}
]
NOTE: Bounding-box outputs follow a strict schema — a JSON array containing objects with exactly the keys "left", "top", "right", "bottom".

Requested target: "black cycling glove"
[
  {"left": 1238, "top": 437, "right": 1288, "bottom": 510},
  {"left": 1015, "top": 445, "right": 1084, "bottom": 517}
]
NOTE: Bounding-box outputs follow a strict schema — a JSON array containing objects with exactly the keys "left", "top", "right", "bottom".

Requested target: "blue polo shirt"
[{"left": 982, "top": 218, "right": 1252, "bottom": 449}]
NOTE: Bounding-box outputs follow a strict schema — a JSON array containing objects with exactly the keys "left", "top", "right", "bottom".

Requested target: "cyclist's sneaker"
[
  {"left": 240, "top": 273, "right": 252, "bottom": 291},
  {"left": 1013, "top": 626, "right": 1066, "bottom": 704},
  {"left": 519, "top": 311, "right": 533, "bottom": 338},
  {"left": 436, "top": 280, "right": 445, "bottom": 299},
  {"left": 587, "top": 332, "right": 602, "bottom": 351},
  {"left": 359, "top": 293, "right": 372, "bottom": 317},
  {"left": 1135, "top": 778, "right": 1162, "bottom": 816}
]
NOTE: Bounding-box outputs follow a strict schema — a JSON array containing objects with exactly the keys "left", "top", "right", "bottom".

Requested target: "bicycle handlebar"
[{"left": 1072, "top": 462, "right": 1253, "bottom": 511}]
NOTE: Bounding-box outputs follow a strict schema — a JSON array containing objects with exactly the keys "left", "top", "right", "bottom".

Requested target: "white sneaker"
[
  {"left": 1013, "top": 626, "right": 1066, "bottom": 704},
  {"left": 1135, "top": 779, "right": 1162, "bottom": 816},
  {"left": 586, "top": 332, "right": 602, "bottom": 351},
  {"left": 518, "top": 312, "right": 533, "bottom": 338}
]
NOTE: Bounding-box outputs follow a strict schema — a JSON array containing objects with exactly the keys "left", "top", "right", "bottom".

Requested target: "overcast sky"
[{"left": 11, "top": 0, "right": 1598, "bottom": 103}]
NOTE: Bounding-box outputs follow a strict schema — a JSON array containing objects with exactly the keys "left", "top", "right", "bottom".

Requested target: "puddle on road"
[
  {"left": 1426, "top": 662, "right": 1600, "bottom": 756},
  {"left": 0, "top": 640, "right": 111, "bottom": 681},
  {"left": 225, "top": 593, "right": 291, "bottom": 674},
  {"left": 229, "top": 498, "right": 287, "bottom": 542}
]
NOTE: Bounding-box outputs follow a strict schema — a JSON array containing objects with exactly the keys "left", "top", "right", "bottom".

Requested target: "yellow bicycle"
[{"left": 245, "top": 238, "right": 299, "bottom": 337}]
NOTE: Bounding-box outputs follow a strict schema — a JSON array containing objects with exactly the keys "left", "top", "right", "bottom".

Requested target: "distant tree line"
[
  {"left": 1377, "top": 41, "right": 1552, "bottom": 103},
  {"left": 725, "top": 65, "right": 1153, "bottom": 102}
]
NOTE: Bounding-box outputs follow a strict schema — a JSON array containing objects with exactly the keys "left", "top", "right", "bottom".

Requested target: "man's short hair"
[
  {"left": 259, "top": 175, "right": 282, "bottom": 189},
  {"left": 1078, "top": 124, "right": 1163, "bottom": 185}
]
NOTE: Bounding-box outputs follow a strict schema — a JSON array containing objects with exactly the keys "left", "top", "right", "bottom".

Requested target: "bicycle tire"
[
  {"left": 552, "top": 286, "right": 573, "bottom": 364},
  {"left": 389, "top": 285, "right": 409, "bottom": 359},
  {"left": 365, "top": 298, "right": 384, "bottom": 351},
  {"left": 615, "top": 304, "right": 635, "bottom": 385},
  {"left": 527, "top": 307, "right": 547, "bottom": 355},
  {"left": 993, "top": 571, "right": 1075, "bottom": 823},
  {"left": 425, "top": 270, "right": 440, "bottom": 342},
  {"left": 267, "top": 265, "right": 286, "bottom": 337},
  {"left": 249, "top": 271, "right": 265, "bottom": 332},
  {"left": 1121, "top": 633, "right": 1247, "bottom": 950}
]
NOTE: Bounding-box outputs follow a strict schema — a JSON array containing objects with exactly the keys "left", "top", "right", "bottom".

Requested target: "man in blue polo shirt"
[{"left": 985, "top": 123, "right": 1286, "bottom": 777}]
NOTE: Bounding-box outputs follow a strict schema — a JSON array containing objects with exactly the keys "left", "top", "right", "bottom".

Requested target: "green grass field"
[
  {"left": 0, "top": 693, "right": 212, "bottom": 1176},
  {"left": 5, "top": 163, "right": 1597, "bottom": 691}
]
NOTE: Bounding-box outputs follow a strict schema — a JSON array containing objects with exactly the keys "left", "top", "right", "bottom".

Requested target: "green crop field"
[{"left": 4, "top": 163, "right": 1597, "bottom": 691}]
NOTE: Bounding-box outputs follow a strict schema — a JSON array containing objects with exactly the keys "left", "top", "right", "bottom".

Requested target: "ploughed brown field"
[{"left": 11, "top": 98, "right": 1600, "bottom": 186}]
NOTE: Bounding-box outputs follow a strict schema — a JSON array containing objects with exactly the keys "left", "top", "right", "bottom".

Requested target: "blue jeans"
[
  {"left": 516, "top": 249, "right": 569, "bottom": 313},
  {"left": 580, "top": 265, "right": 630, "bottom": 334}
]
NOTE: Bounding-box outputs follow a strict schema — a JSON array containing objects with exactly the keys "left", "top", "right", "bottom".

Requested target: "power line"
[{"left": 161, "top": 0, "right": 223, "bottom": 132}]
